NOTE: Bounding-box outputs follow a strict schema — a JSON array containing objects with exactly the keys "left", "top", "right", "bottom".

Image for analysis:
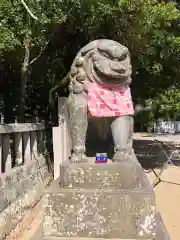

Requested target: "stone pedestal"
[
  {"left": 59, "top": 159, "right": 143, "bottom": 189},
  {"left": 42, "top": 157, "right": 171, "bottom": 239}
]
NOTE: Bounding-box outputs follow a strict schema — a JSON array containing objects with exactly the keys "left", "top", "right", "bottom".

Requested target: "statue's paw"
[
  {"left": 70, "top": 153, "right": 87, "bottom": 163},
  {"left": 112, "top": 151, "right": 125, "bottom": 162},
  {"left": 112, "top": 148, "right": 133, "bottom": 162}
]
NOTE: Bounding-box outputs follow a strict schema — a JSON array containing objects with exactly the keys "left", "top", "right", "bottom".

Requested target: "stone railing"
[{"left": 0, "top": 123, "right": 53, "bottom": 240}]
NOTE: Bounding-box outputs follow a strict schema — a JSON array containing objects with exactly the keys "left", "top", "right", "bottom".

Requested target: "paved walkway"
[
  {"left": 147, "top": 167, "right": 180, "bottom": 240},
  {"left": 135, "top": 132, "right": 180, "bottom": 239},
  {"left": 134, "top": 132, "right": 180, "bottom": 143}
]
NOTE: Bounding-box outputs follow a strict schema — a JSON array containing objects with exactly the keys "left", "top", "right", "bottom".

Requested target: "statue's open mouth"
[
  {"left": 91, "top": 59, "right": 131, "bottom": 86},
  {"left": 81, "top": 40, "right": 132, "bottom": 88}
]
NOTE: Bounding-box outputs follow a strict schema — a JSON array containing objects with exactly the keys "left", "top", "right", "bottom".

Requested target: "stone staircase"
[{"left": 42, "top": 156, "right": 171, "bottom": 240}]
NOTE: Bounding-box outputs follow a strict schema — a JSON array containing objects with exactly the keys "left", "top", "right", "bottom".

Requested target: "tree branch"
[
  {"left": 20, "top": 0, "right": 38, "bottom": 20},
  {"left": 29, "top": 34, "right": 54, "bottom": 65},
  {"left": 18, "top": 32, "right": 32, "bottom": 122}
]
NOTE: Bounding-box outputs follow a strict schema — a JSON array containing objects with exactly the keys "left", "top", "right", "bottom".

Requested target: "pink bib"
[{"left": 88, "top": 83, "right": 134, "bottom": 117}]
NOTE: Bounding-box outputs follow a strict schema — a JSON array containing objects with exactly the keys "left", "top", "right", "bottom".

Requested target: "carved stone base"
[
  {"left": 31, "top": 213, "right": 171, "bottom": 239},
  {"left": 43, "top": 184, "right": 156, "bottom": 239},
  {"left": 59, "top": 158, "right": 143, "bottom": 189},
  {"left": 42, "top": 157, "right": 170, "bottom": 239}
]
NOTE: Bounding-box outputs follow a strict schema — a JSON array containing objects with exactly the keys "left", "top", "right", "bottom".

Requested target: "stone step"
[
  {"left": 59, "top": 158, "right": 143, "bottom": 190},
  {"left": 30, "top": 214, "right": 171, "bottom": 240},
  {"left": 43, "top": 178, "right": 156, "bottom": 239}
]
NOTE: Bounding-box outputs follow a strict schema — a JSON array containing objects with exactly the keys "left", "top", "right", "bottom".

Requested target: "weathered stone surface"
[
  {"left": 0, "top": 189, "right": 8, "bottom": 212},
  {"left": 43, "top": 178, "right": 156, "bottom": 239},
  {"left": 42, "top": 151, "right": 170, "bottom": 240},
  {"left": 26, "top": 212, "right": 170, "bottom": 240},
  {"left": 0, "top": 123, "right": 45, "bottom": 134},
  {"left": 0, "top": 157, "right": 52, "bottom": 240},
  {"left": 156, "top": 214, "right": 171, "bottom": 240},
  {"left": 0, "top": 157, "right": 48, "bottom": 207},
  {"left": 60, "top": 159, "right": 143, "bottom": 190}
]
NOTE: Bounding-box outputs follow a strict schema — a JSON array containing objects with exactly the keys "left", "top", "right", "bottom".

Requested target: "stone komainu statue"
[{"left": 67, "top": 39, "right": 134, "bottom": 163}]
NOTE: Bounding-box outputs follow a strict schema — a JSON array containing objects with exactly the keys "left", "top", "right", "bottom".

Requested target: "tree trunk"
[{"left": 18, "top": 33, "right": 31, "bottom": 122}]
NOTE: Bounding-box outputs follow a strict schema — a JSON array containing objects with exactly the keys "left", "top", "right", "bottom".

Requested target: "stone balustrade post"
[
  {"left": 23, "top": 132, "right": 31, "bottom": 163},
  {"left": 14, "top": 133, "right": 23, "bottom": 166},
  {"left": 30, "top": 131, "right": 38, "bottom": 160},
  {"left": 2, "top": 134, "right": 12, "bottom": 172},
  {"left": 37, "top": 130, "right": 44, "bottom": 156},
  {"left": 0, "top": 135, "right": 2, "bottom": 173}
]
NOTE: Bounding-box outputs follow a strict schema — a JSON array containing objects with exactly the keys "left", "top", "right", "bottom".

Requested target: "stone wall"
[
  {"left": 0, "top": 123, "right": 53, "bottom": 240},
  {"left": 0, "top": 155, "right": 52, "bottom": 240}
]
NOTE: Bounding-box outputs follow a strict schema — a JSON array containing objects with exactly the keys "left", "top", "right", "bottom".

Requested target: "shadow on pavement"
[{"left": 133, "top": 139, "right": 180, "bottom": 169}]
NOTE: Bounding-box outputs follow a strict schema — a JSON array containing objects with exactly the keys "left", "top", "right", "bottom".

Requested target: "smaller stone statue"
[{"left": 67, "top": 39, "right": 134, "bottom": 163}]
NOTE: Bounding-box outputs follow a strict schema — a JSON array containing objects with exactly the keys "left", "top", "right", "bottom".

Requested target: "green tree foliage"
[
  {"left": 149, "top": 86, "right": 180, "bottom": 120},
  {"left": 0, "top": 0, "right": 180, "bottom": 124},
  {"left": 0, "top": 0, "right": 66, "bottom": 52},
  {"left": 0, "top": 0, "right": 66, "bottom": 122}
]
